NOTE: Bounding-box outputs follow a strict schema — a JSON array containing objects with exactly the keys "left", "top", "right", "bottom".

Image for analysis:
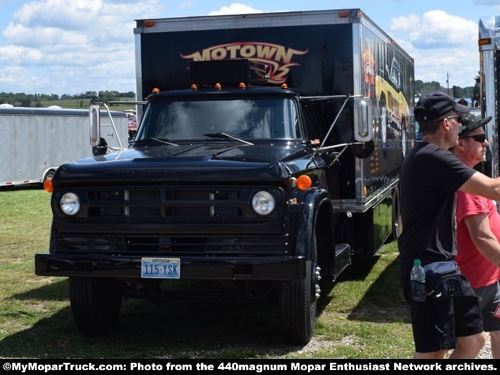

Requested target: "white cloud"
[
  {"left": 0, "top": 45, "right": 43, "bottom": 64},
  {"left": 391, "top": 10, "right": 476, "bottom": 48},
  {"left": 208, "top": 3, "right": 262, "bottom": 15},
  {"left": 0, "top": 66, "right": 49, "bottom": 90},
  {"left": 390, "top": 10, "right": 479, "bottom": 87},
  {"left": 0, "top": 0, "right": 163, "bottom": 94}
]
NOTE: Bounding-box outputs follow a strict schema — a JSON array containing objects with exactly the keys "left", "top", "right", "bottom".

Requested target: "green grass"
[{"left": 0, "top": 186, "right": 414, "bottom": 359}]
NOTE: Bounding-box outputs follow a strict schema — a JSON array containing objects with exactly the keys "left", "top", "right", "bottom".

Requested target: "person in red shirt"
[{"left": 453, "top": 113, "right": 500, "bottom": 358}]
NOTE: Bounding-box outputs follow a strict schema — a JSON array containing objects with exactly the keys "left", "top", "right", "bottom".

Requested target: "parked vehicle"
[
  {"left": 478, "top": 15, "right": 500, "bottom": 178},
  {"left": 0, "top": 106, "right": 128, "bottom": 187},
  {"left": 35, "top": 8, "right": 415, "bottom": 344}
]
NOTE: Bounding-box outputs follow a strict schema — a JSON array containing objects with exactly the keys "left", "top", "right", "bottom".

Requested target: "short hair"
[{"left": 418, "top": 110, "right": 455, "bottom": 136}]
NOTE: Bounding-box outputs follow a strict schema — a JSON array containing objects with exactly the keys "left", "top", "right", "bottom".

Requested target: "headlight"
[
  {"left": 251, "top": 191, "right": 275, "bottom": 216},
  {"left": 60, "top": 192, "right": 81, "bottom": 216}
]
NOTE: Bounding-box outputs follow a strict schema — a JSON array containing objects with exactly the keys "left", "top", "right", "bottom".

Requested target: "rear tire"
[
  {"left": 280, "top": 234, "right": 318, "bottom": 345},
  {"left": 69, "top": 277, "right": 122, "bottom": 336}
]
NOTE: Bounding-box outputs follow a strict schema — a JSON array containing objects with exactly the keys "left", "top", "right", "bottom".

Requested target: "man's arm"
[
  {"left": 464, "top": 213, "right": 500, "bottom": 267},
  {"left": 460, "top": 172, "right": 500, "bottom": 201}
]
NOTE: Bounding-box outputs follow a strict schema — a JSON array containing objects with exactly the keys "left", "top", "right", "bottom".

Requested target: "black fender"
[{"left": 290, "top": 188, "right": 332, "bottom": 262}]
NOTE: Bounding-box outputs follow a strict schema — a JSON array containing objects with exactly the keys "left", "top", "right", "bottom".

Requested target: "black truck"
[{"left": 35, "top": 9, "right": 415, "bottom": 344}]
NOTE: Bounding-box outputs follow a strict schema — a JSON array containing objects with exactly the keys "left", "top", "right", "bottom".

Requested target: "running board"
[{"left": 333, "top": 243, "right": 352, "bottom": 281}]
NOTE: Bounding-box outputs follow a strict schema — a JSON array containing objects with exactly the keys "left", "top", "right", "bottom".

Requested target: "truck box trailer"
[
  {"left": 0, "top": 106, "right": 129, "bottom": 187},
  {"left": 35, "top": 9, "right": 415, "bottom": 344},
  {"left": 478, "top": 15, "right": 500, "bottom": 178}
]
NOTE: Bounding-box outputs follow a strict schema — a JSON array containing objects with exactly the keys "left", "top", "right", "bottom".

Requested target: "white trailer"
[{"left": 0, "top": 106, "right": 128, "bottom": 187}]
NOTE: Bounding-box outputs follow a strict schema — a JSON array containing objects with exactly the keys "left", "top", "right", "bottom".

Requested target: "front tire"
[
  {"left": 280, "top": 234, "right": 318, "bottom": 345},
  {"left": 69, "top": 277, "right": 122, "bottom": 336}
]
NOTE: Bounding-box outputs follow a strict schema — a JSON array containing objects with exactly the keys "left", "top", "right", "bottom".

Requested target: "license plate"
[{"left": 141, "top": 257, "right": 180, "bottom": 279}]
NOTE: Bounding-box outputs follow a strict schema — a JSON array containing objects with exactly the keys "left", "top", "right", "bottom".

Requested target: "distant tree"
[
  {"left": 423, "top": 81, "right": 441, "bottom": 90},
  {"left": 473, "top": 78, "right": 480, "bottom": 107},
  {"left": 415, "top": 80, "right": 424, "bottom": 94},
  {"left": 452, "top": 86, "right": 463, "bottom": 99}
]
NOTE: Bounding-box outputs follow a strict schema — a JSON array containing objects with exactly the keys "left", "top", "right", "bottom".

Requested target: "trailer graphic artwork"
[
  {"left": 371, "top": 33, "right": 411, "bottom": 158},
  {"left": 180, "top": 42, "right": 308, "bottom": 84}
]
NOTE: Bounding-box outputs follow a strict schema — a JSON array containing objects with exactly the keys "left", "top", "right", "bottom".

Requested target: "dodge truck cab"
[{"left": 36, "top": 59, "right": 373, "bottom": 344}]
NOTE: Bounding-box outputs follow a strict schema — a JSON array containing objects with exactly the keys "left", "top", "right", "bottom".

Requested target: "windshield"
[{"left": 136, "top": 98, "right": 299, "bottom": 141}]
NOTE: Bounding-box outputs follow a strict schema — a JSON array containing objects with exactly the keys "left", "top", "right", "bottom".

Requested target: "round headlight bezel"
[
  {"left": 251, "top": 190, "right": 276, "bottom": 216},
  {"left": 60, "top": 192, "right": 81, "bottom": 216}
]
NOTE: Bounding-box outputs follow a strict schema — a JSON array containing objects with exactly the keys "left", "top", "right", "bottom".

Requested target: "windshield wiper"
[
  {"left": 135, "top": 138, "right": 179, "bottom": 146},
  {"left": 203, "top": 132, "right": 253, "bottom": 145}
]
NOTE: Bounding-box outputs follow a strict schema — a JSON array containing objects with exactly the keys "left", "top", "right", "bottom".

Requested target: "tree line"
[
  {"left": 415, "top": 79, "right": 479, "bottom": 103},
  {"left": 0, "top": 91, "right": 135, "bottom": 108},
  {"left": 0, "top": 80, "right": 479, "bottom": 108}
]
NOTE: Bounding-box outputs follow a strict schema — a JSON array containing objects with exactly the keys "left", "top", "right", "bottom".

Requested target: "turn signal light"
[
  {"left": 296, "top": 175, "right": 312, "bottom": 190},
  {"left": 44, "top": 179, "right": 53, "bottom": 193}
]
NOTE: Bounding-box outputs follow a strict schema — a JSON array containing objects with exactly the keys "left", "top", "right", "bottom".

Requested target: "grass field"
[{"left": 0, "top": 186, "right": 415, "bottom": 359}]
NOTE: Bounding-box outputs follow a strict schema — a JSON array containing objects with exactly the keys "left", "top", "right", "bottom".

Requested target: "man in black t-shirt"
[{"left": 399, "top": 92, "right": 485, "bottom": 359}]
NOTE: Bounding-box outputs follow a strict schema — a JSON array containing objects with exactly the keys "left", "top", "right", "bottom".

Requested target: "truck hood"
[{"left": 55, "top": 142, "right": 320, "bottom": 183}]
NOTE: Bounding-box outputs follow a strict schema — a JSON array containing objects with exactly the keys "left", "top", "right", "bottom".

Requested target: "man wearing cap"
[
  {"left": 452, "top": 113, "right": 500, "bottom": 359},
  {"left": 398, "top": 92, "right": 495, "bottom": 359}
]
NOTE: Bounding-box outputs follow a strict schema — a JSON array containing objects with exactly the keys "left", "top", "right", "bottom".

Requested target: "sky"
[{"left": 0, "top": 0, "right": 499, "bottom": 97}]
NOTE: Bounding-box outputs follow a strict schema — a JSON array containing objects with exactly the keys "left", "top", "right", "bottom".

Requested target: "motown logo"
[{"left": 181, "top": 42, "right": 308, "bottom": 84}]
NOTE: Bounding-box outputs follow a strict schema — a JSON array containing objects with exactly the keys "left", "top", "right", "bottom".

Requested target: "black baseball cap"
[
  {"left": 414, "top": 92, "right": 469, "bottom": 122},
  {"left": 458, "top": 113, "right": 492, "bottom": 137}
]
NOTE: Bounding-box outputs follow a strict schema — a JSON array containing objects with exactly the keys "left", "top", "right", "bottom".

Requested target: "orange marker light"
[
  {"left": 479, "top": 38, "right": 492, "bottom": 46},
  {"left": 43, "top": 179, "right": 54, "bottom": 193},
  {"left": 296, "top": 175, "right": 312, "bottom": 190}
]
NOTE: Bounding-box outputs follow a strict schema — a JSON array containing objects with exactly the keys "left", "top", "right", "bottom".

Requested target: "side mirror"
[
  {"left": 351, "top": 140, "right": 374, "bottom": 159},
  {"left": 92, "top": 137, "right": 108, "bottom": 156},
  {"left": 89, "top": 104, "right": 100, "bottom": 147},
  {"left": 353, "top": 97, "right": 373, "bottom": 142}
]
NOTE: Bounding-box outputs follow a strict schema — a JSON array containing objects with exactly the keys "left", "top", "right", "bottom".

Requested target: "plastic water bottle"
[{"left": 410, "top": 259, "right": 426, "bottom": 302}]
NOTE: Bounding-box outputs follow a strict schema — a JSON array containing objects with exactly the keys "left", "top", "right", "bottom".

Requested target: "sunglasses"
[
  {"left": 445, "top": 115, "right": 462, "bottom": 123},
  {"left": 461, "top": 134, "right": 487, "bottom": 143}
]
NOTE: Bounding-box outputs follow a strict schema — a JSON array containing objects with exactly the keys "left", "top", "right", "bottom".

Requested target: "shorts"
[
  {"left": 403, "top": 273, "right": 484, "bottom": 353},
  {"left": 474, "top": 281, "right": 500, "bottom": 332}
]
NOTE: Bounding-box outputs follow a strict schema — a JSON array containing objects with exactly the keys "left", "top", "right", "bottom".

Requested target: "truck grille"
[
  {"left": 88, "top": 187, "right": 244, "bottom": 218},
  {"left": 53, "top": 185, "right": 289, "bottom": 256}
]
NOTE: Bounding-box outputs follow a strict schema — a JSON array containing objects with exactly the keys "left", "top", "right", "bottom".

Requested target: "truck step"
[{"left": 333, "top": 243, "right": 352, "bottom": 281}]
